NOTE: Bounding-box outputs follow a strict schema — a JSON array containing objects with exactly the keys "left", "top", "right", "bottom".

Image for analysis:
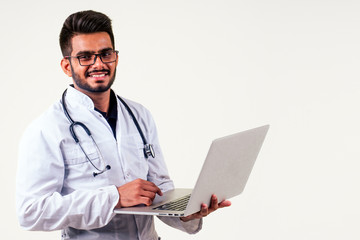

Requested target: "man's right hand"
[{"left": 115, "top": 178, "right": 163, "bottom": 209}]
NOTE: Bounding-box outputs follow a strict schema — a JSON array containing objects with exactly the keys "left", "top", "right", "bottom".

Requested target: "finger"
[
  {"left": 210, "top": 195, "right": 219, "bottom": 211},
  {"left": 141, "top": 181, "right": 163, "bottom": 196},
  {"left": 218, "top": 200, "right": 232, "bottom": 208},
  {"left": 180, "top": 203, "right": 209, "bottom": 222},
  {"left": 140, "top": 189, "right": 156, "bottom": 200},
  {"left": 139, "top": 196, "right": 153, "bottom": 206},
  {"left": 200, "top": 203, "right": 209, "bottom": 216}
]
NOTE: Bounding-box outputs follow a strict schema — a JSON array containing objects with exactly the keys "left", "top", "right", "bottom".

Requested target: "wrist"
[
  {"left": 114, "top": 188, "right": 122, "bottom": 209},
  {"left": 180, "top": 216, "right": 190, "bottom": 222}
]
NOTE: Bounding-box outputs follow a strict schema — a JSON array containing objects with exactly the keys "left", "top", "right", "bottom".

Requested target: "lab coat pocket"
[
  {"left": 120, "top": 135, "right": 149, "bottom": 180},
  {"left": 62, "top": 142, "right": 103, "bottom": 181}
]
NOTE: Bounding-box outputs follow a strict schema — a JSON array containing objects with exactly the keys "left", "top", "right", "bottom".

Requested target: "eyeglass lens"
[{"left": 78, "top": 51, "right": 117, "bottom": 66}]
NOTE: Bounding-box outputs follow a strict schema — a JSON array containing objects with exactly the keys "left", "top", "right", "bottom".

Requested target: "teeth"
[{"left": 90, "top": 74, "right": 106, "bottom": 77}]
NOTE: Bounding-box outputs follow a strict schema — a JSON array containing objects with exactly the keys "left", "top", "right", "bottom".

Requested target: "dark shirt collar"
[
  {"left": 94, "top": 90, "right": 118, "bottom": 139},
  {"left": 94, "top": 90, "right": 117, "bottom": 120}
]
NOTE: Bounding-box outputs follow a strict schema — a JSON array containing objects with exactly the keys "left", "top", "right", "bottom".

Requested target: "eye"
[
  {"left": 101, "top": 51, "right": 112, "bottom": 58},
  {"left": 78, "top": 55, "right": 93, "bottom": 60}
]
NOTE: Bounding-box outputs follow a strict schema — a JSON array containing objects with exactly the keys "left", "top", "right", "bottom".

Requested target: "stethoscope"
[{"left": 61, "top": 89, "right": 155, "bottom": 177}]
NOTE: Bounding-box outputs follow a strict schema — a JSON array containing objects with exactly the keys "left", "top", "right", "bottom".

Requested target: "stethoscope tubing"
[{"left": 61, "top": 89, "right": 155, "bottom": 176}]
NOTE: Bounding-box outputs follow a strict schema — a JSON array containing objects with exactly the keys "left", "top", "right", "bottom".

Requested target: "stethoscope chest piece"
[{"left": 144, "top": 144, "right": 155, "bottom": 159}]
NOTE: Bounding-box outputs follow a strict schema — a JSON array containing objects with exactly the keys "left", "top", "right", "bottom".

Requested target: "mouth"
[{"left": 86, "top": 70, "right": 110, "bottom": 80}]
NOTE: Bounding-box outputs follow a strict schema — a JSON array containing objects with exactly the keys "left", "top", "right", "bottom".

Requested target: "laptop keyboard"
[{"left": 153, "top": 194, "right": 191, "bottom": 211}]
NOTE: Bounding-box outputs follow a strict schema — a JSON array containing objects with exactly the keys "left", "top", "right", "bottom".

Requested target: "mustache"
[{"left": 86, "top": 69, "right": 110, "bottom": 77}]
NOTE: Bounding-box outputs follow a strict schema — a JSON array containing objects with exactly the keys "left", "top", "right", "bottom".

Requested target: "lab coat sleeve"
[
  {"left": 142, "top": 109, "right": 203, "bottom": 234},
  {"left": 16, "top": 119, "right": 119, "bottom": 231},
  {"left": 158, "top": 217, "right": 203, "bottom": 234}
]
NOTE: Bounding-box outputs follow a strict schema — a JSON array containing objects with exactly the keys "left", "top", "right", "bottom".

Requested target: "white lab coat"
[{"left": 16, "top": 86, "right": 201, "bottom": 239}]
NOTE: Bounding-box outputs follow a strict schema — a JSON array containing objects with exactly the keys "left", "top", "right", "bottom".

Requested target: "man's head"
[
  {"left": 59, "top": 10, "right": 115, "bottom": 57},
  {"left": 60, "top": 10, "right": 118, "bottom": 94}
]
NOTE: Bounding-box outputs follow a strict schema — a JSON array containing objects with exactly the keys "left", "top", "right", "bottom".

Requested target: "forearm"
[{"left": 17, "top": 185, "right": 119, "bottom": 231}]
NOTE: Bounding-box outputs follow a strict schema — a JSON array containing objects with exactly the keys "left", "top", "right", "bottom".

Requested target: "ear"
[
  {"left": 115, "top": 51, "right": 119, "bottom": 67},
  {"left": 61, "top": 58, "right": 72, "bottom": 77}
]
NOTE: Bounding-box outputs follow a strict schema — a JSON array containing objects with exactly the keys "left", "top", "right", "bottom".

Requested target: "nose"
[{"left": 92, "top": 55, "right": 105, "bottom": 69}]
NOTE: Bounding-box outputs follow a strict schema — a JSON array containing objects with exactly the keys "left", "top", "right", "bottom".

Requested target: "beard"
[{"left": 71, "top": 65, "right": 116, "bottom": 93}]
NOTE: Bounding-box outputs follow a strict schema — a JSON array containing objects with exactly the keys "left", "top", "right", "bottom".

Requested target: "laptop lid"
[
  {"left": 184, "top": 124, "right": 269, "bottom": 216},
  {"left": 114, "top": 125, "right": 269, "bottom": 216}
]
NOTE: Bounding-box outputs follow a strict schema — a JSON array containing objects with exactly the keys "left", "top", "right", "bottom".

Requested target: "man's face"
[{"left": 62, "top": 32, "right": 118, "bottom": 94}]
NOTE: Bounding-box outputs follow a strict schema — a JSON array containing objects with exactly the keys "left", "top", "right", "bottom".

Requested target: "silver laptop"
[{"left": 114, "top": 125, "right": 269, "bottom": 217}]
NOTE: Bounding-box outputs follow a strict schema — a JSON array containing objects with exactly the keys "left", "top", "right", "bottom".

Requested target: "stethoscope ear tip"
[{"left": 93, "top": 165, "right": 111, "bottom": 177}]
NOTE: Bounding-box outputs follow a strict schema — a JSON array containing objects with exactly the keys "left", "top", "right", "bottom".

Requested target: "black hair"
[{"left": 59, "top": 10, "right": 115, "bottom": 56}]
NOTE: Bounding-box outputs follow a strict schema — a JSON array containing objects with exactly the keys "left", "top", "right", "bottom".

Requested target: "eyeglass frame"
[{"left": 65, "top": 50, "right": 119, "bottom": 66}]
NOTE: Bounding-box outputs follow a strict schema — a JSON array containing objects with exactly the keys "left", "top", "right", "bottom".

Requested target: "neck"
[
  {"left": 90, "top": 91, "right": 110, "bottom": 113},
  {"left": 75, "top": 86, "right": 111, "bottom": 113}
]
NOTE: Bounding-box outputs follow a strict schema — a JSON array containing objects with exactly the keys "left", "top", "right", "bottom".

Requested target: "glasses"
[{"left": 66, "top": 50, "right": 119, "bottom": 66}]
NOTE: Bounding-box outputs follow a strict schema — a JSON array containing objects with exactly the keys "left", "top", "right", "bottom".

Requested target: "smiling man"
[
  {"left": 61, "top": 32, "right": 118, "bottom": 113},
  {"left": 16, "top": 10, "right": 230, "bottom": 240}
]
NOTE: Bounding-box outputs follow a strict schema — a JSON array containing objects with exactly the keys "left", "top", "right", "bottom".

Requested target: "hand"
[
  {"left": 180, "top": 194, "right": 231, "bottom": 222},
  {"left": 115, "top": 178, "right": 163, "bottom": 208}
]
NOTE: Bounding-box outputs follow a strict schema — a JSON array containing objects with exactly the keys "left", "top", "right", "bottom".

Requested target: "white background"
[{"left": 1, "top": 0, "right": 359, "bottom": 239}]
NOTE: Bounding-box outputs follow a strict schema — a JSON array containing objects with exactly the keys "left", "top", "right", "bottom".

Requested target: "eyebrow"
[{"left": 75, "top": 48, "right": 114, "bottom": 56}]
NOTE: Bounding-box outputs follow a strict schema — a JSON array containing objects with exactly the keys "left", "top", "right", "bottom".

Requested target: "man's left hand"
[{"left": 180, "top": 194, "right": 231, "bottom": 222}]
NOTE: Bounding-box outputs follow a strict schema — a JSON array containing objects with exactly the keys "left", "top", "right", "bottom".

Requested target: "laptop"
[{"left": 114, "top": 125, "right": 269, "bottom": 217}]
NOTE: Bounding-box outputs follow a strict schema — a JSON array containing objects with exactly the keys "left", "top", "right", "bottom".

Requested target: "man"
[{"left": 16, "top": 10, "right": 231, "bottom": 239}]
